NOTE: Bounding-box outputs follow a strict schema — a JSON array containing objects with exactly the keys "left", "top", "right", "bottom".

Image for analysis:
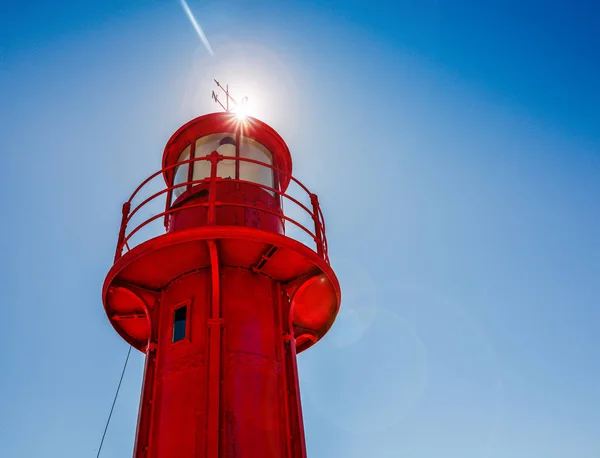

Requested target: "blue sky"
[{"left": 1, "top": 1, "right": 599, "bottom": 457}]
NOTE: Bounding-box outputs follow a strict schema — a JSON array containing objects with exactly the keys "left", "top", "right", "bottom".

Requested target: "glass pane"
[
  {"left": 171, "top": 134, "right": 276, "bottom": 200},
  {"left": 216, "top": 136, "right": 236, "bottom": 179},
  {"left": 192, "top": 133, "right": 239, "bottom": 180},
  {"left": 239, "top": 136, "right": 273, "bottom": 192},
  {"left": 172, "top": 305, "right": 187, "bottom": 343},
  {"left": 173, "top": 146, "right": 190, "bottom": 199}
]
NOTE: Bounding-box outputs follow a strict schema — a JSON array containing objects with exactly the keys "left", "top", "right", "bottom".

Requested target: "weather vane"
[{"left": 212, "top": 80, "right": 248, "bottom": 113}]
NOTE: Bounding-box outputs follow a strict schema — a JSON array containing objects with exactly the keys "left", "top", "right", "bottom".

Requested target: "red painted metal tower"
[{"left": 102, "top": 83, "right": 341, "bottom": 458}]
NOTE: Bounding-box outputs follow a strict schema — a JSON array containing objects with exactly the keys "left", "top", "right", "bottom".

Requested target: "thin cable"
[{"left": 96, "top": 345, "right": 132, "bottom": 458}]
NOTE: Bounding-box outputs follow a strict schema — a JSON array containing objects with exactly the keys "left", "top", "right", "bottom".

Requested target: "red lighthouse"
[{"left": 102, "top": 83, "right": 341, "bottom": 458}]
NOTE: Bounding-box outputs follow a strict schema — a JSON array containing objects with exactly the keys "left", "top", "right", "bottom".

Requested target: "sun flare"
[{"left": 233, "top": 96, "right": 252, "bottom": 119}]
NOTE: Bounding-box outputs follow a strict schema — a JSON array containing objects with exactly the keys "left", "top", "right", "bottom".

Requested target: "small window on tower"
[{"left": 172, "top": 306, "right": 187, "bottom": 343}]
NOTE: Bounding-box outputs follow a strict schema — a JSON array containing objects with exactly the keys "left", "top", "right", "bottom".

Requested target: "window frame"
[{"left": 171, "top": 300, "right": 191, "bottom": 344}]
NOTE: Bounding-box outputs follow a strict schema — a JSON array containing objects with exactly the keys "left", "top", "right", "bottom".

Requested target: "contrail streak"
[{"left": 179, "top": 0, "right": 214, "bottom": 56}]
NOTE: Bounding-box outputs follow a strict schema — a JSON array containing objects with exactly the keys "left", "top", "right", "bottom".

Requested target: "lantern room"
[
  {"left": 172, "top": 134, "right": 274, "bottom": 199},
  {"left": 161, "top": 112, "right": 293, "bottom": 235}
]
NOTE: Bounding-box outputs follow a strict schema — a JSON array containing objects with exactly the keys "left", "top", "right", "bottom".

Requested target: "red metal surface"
[
  {"left": 103, "top": 112, "right": 340, "bottom": 458},
  {"left": 168, "top": 181, "right": 284, "bottom": 235}
]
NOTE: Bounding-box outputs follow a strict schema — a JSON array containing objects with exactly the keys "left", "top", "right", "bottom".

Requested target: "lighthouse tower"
[{"left": 102, "top": 83, "right": 341, "bottom": 458}]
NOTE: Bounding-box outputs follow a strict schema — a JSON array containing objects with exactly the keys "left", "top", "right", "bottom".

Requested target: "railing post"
[
  {"left": 115, "top": 202, "right": 131, "bottom": 262},
  {"left": 310, "top": 194, "right": 324, "bottom": 258},
  {"left": 187, "top": 141, "right": 196, "bottom": 193},
  {"left": 164, "top": 190, "right": 172, "bottom": 230},
  {"left": 208, "top": 151, "right": 220, "bottom": 225}
]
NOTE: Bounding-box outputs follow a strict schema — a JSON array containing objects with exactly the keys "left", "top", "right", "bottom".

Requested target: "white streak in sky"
[{"left": 179, "top": 0, "right": 214, "bottom": 56}]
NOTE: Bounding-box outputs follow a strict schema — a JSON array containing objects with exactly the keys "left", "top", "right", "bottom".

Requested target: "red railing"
[{"left": 114, "top": 152, "right": 329, "bottom": 265}]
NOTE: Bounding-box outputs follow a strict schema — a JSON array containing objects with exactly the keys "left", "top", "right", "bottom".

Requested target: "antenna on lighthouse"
[{"left": 212, "top": 80, "right": 248, "bottom": 115}]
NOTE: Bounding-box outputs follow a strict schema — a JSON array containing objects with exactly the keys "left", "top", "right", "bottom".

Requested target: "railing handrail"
[
  {"left": 115, "top": 152, "right": 329, "bottom": 264},
  {"left": 127, "top": 168, "right": 316, "bottom": 226},
  {"left": 128, "top": 154, "right": 313, "bottom": 205},
  {"left": 124, "top": 201, "right": 318, "bottom": 250}
]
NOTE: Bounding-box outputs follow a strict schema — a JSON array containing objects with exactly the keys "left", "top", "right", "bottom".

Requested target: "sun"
[
  {"left": 233, "top": 96, "right": 251, "bottom": 120},
  {"left": 234, "top": 103, "right": 249, "bottom": 119}
]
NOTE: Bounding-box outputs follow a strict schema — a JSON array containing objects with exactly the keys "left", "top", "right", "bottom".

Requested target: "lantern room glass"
[{"left": 172, "top": 133, "right": 275, "bottom": 199}]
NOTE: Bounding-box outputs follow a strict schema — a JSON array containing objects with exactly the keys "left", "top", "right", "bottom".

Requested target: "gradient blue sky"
[{"left": 1, "top": 1, "right": 599, "bottom": 457}]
